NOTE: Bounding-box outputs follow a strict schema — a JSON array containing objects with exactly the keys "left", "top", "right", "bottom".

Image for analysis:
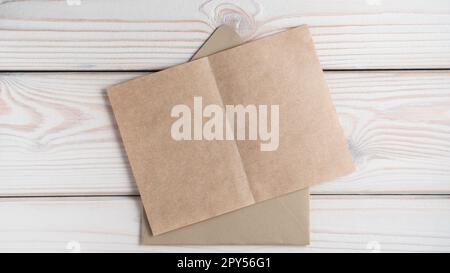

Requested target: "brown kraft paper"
[
  {"left": 107, "top": 25, "right": 355, "bottom": 235},
  {"left": 141, "top": 25, "right": 311, "bottom": 245}
]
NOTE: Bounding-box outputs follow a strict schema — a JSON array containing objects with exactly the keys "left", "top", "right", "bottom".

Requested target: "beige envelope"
[
  {"left": 108, "top": 25, "right": 355, "bottom": 235},
  {"left": 140, "top": 25, "right": 310, "bottom": 245}
]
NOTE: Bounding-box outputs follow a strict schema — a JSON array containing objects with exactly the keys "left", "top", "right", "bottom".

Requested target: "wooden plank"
[
  {"left": 315, "top": 71, "right": 450, "bottom": 194},
  {"left": 0, "top": 195, "right": 448, "bottom": 252},
  {"left": 1, "top": 0, "right": 450, "bottom": 70},
  {"left": 1, "top": 72, "right": 450, "bottom": 196}
]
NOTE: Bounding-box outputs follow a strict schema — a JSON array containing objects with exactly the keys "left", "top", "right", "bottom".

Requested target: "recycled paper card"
[
  {"left": 141, "top": 25, "right": 310, "bottom": 245},
  {"left": 108, "top": 25, "right": 355, "bottom": 235}
]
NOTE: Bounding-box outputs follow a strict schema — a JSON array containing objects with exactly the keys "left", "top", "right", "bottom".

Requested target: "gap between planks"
[
  {"left": 0, "top": 194, "right": 448, "bottom": 200},
  {"left": 1, "top": 68, "right": 450, "bottom": 73}
]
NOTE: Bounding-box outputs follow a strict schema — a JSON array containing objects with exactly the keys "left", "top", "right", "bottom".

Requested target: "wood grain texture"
[
  {"left": 1, "top": 0, "right": 450, "bottom": 70},
  {"left": 0, "top": 195, "right": 448, "bottom": 252},
  {"left": 1, "top": 72, "right": 450, "bottom": 196}
]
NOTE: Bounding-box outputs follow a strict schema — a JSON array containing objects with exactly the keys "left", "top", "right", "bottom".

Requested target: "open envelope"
[
  {"left": 108, "top": 25, "right": 355, "bottom": 235},
  {"left": 140, "top": 25, "right": 310, "bottom": 245}
]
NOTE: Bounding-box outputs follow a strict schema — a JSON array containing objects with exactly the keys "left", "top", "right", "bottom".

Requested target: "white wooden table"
[{"left": 1, "top": 0, "right": 450, "bottom": 253}]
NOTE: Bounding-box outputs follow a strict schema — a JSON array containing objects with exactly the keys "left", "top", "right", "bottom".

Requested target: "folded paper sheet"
[
  {"left": 108, "top": 25, "right": 355, "bottom": 235},
  {"left": 141, "top": 25, "right": 311, "bottom": 245}
]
